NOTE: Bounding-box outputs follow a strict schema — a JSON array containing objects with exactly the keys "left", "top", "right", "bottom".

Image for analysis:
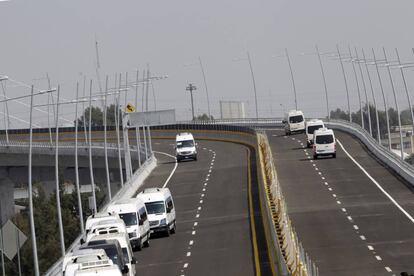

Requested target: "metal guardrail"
[{"left": 326, "top": 119, "right": 414, "bottom": 186}]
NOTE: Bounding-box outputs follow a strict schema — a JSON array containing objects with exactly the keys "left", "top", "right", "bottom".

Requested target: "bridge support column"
[{"left": 0, "top": 168, "right": 14, "bottom": 226}]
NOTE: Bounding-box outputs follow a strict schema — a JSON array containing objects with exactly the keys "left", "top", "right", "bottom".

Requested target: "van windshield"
[
  {"left": 118, "top": 213, "right": 137, "bottom": 226},
  {"left": 289, "top": 115, "right": 303, "bottom": 123},
  {"left": 145, "top": 201, "right": 165, "bottom": 215},
  {"left": 177, "top": 140, "right": 194, "bottom": 148},
  {"left": 316, "top": 135, "right": 334, "bottom": 144},
  {"left": 307, "top": 125, "right": 323, "bottom": 134}
]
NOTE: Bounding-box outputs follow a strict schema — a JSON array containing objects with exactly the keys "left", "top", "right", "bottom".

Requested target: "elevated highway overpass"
[{"left": 0, "top": 121, "right": 413, "bottom": 275}]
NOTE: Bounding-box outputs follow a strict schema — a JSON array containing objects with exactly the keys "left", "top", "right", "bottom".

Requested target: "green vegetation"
[
  {"left": 3, "top": 182, "right": 106, "bottom": 275},
  {"left": 76, "top": 104, "right": 122, "bottom": 127},
  {"left": 330, "top": 105, "right": 413, "bottom": 140}
]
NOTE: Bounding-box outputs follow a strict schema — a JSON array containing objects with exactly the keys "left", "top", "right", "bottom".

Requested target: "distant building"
[{"left": 220, "top": 101, "right": 246, "bottom": 119}]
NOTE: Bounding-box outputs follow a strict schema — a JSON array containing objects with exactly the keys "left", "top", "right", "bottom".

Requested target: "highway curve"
[
  {"left": 267, "top": 129, "right": 414, "bottom": 276},
  {"left": 132, "top": 139, "right": 259, "bottom": 276}
]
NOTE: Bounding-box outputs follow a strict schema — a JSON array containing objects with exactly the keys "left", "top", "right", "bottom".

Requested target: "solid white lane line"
[
  {"left": 337, "top": 139, "right": 414, "bottom": 223},
  {"left": 367, "top": 245, "right": 374, "bottom": 251},
  {"left": 154, "top": 151, "right": 179, "bottom": 188},
  {"left": 375, "top": 255, "right": 382, "bottom": 261},
  {"left": 385, "top": 267, "right": 392, "bottom": 272}
]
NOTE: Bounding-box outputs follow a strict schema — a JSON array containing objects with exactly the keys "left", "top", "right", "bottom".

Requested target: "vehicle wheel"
[
  {"left": 136, "top": 239, "right": 142, "bottom": 251},
  {"left": 333, "top": 153, "right": 336, "bottom": 158},
  {"left": 170, "top": 222, "right": 176, "bottom": 234},
  {"left": 144, "top": 237, "right": 150, "bottom": 248},
  {"left": 313, "top": 154, "right": 317, "bottom": 160},
  {"left": 194, "top": 156, "right": 197, "bottom": 161},
  {"left": 307, "top": 142, "right": 311, "bottom": 148},
  {"left": 165, "top": 228, "right": 170, "bottom": 237}
]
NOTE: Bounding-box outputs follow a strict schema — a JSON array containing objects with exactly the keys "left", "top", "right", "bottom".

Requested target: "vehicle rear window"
[
  {"left": 315, "top": 135, "right": 334, "bottom": 144},
  {"left": 307, "top": 125, "right": 323, "bottom": 134},
  {"left": 289, "top": 115, "right": 303, "bottom": 123}
]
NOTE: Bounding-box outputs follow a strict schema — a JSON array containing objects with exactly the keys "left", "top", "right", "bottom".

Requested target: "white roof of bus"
[{"left": 314, "top": 128, "right": 334, "bottom": 135}]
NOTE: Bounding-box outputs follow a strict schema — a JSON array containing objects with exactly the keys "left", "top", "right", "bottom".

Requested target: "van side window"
[
  {"left": 139, "top": 207, "right": 147, "bottom": 221},
  {"left": 166, "top": 197, "right": 174, "bottom": 211}
]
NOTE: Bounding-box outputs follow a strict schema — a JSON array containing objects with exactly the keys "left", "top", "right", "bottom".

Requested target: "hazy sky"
[{"left": 2, "top": 0, "right": 414, "bottom": 126}]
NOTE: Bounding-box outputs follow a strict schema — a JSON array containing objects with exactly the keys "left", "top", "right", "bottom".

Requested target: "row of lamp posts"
[{"left": 0, "top": 72, "right": 159, "bottom": 275}]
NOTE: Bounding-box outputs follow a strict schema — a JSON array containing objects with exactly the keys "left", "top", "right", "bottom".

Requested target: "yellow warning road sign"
[{"left": 126, "top": 103, "right": 135, "bottom": 113}]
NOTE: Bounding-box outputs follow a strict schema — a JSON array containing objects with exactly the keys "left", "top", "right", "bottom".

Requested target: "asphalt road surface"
[
  {"left": 132, "top": 139, "right": 256, "bottom": 276},
  {"left": 267, "top": 129, "right": 414, "bottom": 276}
]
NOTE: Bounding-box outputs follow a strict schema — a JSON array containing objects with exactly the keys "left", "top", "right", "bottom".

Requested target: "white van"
[
  {"left": 63, "top": 249, "right": 108, "bottom": 276},
  {"left": 313, "top": 128, "right": 336, "bottom": 159},
  {"left": 175, "top": 132, "right": 197, "bottom": 162},
  {"left": 136, "top": 188, "right": 176, "bottom": 236},
  {"left": 283, "top": 110, "right": 305, "bottom": 135},
  {"left": 86, "top": 218, "right": 128, "bottom": 243},
  {"left": 88, "top": 233, "right": 136, "bottom": 276},
  {"left": 107, "top": 198, "right": 150, "bottom": 250},
  {"left": 85, "top": 213, "right": 120, "bottom": 234},
  {"left": 74, "top": 259, "right": 122, "bottom": 276},
  {"left": 305, "top": 119, "right": 325, "bottom": 147}
]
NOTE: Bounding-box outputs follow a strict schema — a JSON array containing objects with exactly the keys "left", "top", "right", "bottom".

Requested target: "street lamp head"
[{"left": 0, "top": 76, "right": 9, "bottom": 81}]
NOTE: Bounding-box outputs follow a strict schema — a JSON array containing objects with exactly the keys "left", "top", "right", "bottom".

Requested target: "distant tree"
[
  {"left": 194, "top": 113, "right": 214, "bottom": 121},
  {"left": 76, "top": 104, "right": 122, "bottom": 127}
]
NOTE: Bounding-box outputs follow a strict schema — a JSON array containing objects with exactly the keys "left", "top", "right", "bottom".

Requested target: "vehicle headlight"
[
  {"left": 160, "top": 218, "right": 167, "bottom": 225},
  {"left": 130, "top": 231, "right": 137, "bottom": 238}
]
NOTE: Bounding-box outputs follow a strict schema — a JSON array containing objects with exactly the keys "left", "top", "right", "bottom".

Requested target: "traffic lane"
[
  {"left": 314, "top": 131, "right": 414, "bottom": 273},
  {"left": 267, "top": 130, "right": 387, "bottom": 276},
  {"left": 334, "top": 130, "right": 414, "bottom": 215},
  {"left": 185, "top": 141, "right": 254, "bottom": 276},
  {"left": 133, "top": 139, "right": 214, "bottom": 276}
]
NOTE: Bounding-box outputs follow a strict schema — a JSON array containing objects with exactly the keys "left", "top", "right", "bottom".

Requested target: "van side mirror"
[
  {"left": 282, "top": 120, "right": 287, "bottom": 124},
  {"left": 131, "top": 257, "right": 137, "bottom": 265},
  {"left": 80, "top": 238, "right": 85, "bottom": 245},
  {"left": 122, "top": 265, "right": 129, "bottom": 274},
  {"left": 167, "top": 206, "right": 172, "bottom": 213}
]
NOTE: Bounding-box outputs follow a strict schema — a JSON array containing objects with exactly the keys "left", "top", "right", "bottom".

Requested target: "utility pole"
[{"left": 186, "top": 84, "right": 197, "bottom": 120}]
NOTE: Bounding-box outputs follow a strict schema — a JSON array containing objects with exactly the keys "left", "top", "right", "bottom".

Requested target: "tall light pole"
[
  {"left": 362, "top": 49, "right": 381, "bottom": 143},
  {"left": 315, "top": 45, "right": 330, "bottom": 120},
  {"left": 372, "top": 48, "right": 392, "bottom": 150},
  {"left": 87, "top": 80, "right": 97, "bottom": 212},
  {"left": 395, "top": 48, "right": 414, "bottom": 136},
  {"left": 73, "top": 82, "right": 85, "bottom": 233},
  {"left": 186, "top": 83, "right": 197, "bottom": 120},
  {"left": 337, "top": 45, "right": 352, "bottom": 122},
  {"left": 355, "top": 48, "right": 372, "bottom": 135},
  {"left": 285, "top": 48, "right": 298, "bottom": 110},
  {"left": 0, "top": 76, "right": 9, "bottom": 144},
  {"left": 383, "top": 48, "right": 404, "bottom": 160},
  {"left": 199, "top": 57, "right": 211, "bottom": 118},
  {"left": 247, "top": 52, "right": 259, "bottom": 118},
  {"left": 348, "top": 45, "right": 363, "bottom": 128}
]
